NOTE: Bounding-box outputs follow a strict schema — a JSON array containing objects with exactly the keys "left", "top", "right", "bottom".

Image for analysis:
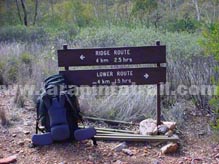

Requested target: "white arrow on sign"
[
  {"left": 144, "top": 73, "right": 149, "bottom": 79},
  {"left": 80, "top": 55, "right": 85, "bottom": 60}
]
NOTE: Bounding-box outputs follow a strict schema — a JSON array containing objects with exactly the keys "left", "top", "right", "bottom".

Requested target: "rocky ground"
[{"left": 0, "top": 92, "right": 219, "bottom": 164}]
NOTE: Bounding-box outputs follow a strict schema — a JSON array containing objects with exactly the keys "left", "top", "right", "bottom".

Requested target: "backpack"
[{"left": 32, "top": 74, "right": 96, "bottom": 146}]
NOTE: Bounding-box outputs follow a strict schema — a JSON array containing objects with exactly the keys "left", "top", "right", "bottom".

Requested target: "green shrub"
[
  {"left": 200, "top": 23, "right": 219, "bottom": 130},
  {"left": 0, "top": 25, "right": 48, "bottom": 43},
  {"left": 166, "top": 17, "right": 200, "bottom": 33},
  {"left": 46, "top": 23, "right": 80, "bottom": 42},
  {"left": 0, "top": 61, "right": 5, "bottom": 84},
  {"left": 7, "top": 58, "right": 19, "bottom": 83},
  {"left": 20, "top": 52, "right": 32, "bottom": 65},
  {"left": 76, "top": 26, "right": 202, "bottom": 59},
  {"left": 19, "top": 52, "right": 33, "bottom": 78},
  {"left": 0, "top": 57, "right": 19, "bottom": 84}
]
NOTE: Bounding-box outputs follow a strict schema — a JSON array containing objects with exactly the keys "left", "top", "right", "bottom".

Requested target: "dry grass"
[
  {"left": 0, "top": 40, "right": 217, "bottom": 122},
  {"left": 0, "top": 107, "right": 8, "bottom": 126},
  {"left": 14, "top": 86, "right": 25, "bottom": 108},
  {"left": 79, "top": 85, "right": 157, "bottom": 121}
]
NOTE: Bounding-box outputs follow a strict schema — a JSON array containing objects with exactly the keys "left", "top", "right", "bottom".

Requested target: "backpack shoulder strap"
[
  {"left": 64, "top": 93, "right": 83, "bottom": 123},
  {"left": 42, "top": 93, "right": 51, "bottom": 109},
  {"left": 59, "top": 93, "right": 65, "bottom": 107}
]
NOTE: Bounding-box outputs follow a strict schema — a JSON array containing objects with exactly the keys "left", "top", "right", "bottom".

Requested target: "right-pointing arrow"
[{"left": 144, "top": 73, "right": 149, "bottom": 79}]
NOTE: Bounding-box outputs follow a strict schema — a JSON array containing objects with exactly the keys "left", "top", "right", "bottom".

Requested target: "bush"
[
  {"left": 14, "top": 86, "right": 25, "bottom": 108},
  {"left": 0, "top": 25, "right": 48, "bottom": 43},
  {"left": 0, "top": 54, "right": 33, "bottom": 84},
  {"left": 0, "top": 25, "right": 213, "bottom": 121},
  {"left": 20, "top": 52, "right": 32, "bottom": 65},
  {"left": 0, "top": 61, "right": 5, "bottom": 84},
  {"left": 0, "top": 108, "right": 8, "bottom": 126},
  {"left": 166, "top": 17, "right": 200, "bottom": 33},
  {"left": 4, "top": 57, "right": 19, "bottom": 84},
  {"left": 200, "top": 23, "right": 219, "bottom": 130}
]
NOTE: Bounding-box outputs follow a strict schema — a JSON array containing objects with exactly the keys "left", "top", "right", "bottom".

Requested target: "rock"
[
  {"left": 153, "top": 160, "right": 161, "bottom": 164},
  {"left": 23, "top": 130, "right": 30, "bottom": 135},
  {"left": 152, "top": 127, "right": 158, "bottom": 135},
  {"left": 192, "top": 158, "right": 202, "bottom": 162},
  {"left": 215, "top": 153, "right": 219, "bottom": 158},
  {"left": 139, "top": 118, "right": 157, "bottom": 135},
  {"left": 24, "top": 138, "right": 31, "bottom": 143},
  {"left": 18, "top": 140, "right": 25, "bottom": 146},
  {"left": 24, "top": 121, "right": 32, "bottom": 126},
  {"left": 161, "top": 143, "right": 178, "bottom": 154},
  {"left": 88, "top": 155, "right": 94, "bottom": 161},
  {"left": 16, "top": 149, "right": 24, "bottom": 154},
  {"left": 25, "top": 107, "right": 35, "bottom": 111},
  {"left": 59, "top": 161, "right": 67, "bottom": 164},
  {"left": 147, "top": 145, "right": 152, "bottom": 149},
  {"left": 113, "top": 160, "right": 125, "bottom": 164},
  {"left": 112, "top": 142, "right": 127, "bottom": 152},
  {"left": 0, "top": 155, "right": 17, "bottom": 164},
  {"left": 151, "top": 142, "right": 162, "bottom": 147},
  {"left": 165, "top": 130, "right": 174, "bottom": 137},
  {"left": 158, "top": 125, "right": 168, "bottom": 134},
  {"left": 122, "top": 149, "right": 133, "bottom": 156},
  {"left": 87, "top": 161, "right": 94, "bottom": 164},
  {"left": 162, "top": 121, "right": 176, "bottom": 130},
  {"left": 12, "top": 134, "right": 16, "bottom": 137}
]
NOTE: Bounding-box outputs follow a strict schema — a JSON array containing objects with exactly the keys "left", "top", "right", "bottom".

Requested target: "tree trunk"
[
  {"left": 50, "top": 0, "right": 54, "bottom": 16},
  {"left": 33, "top": 0, "right": 38, "bottom": 25},
  {"left": 169, "top": 0, "right": 173, "bottom": 18},
  {"left": 20, "top": 0, "right": 28, "bottom": 26},
  {"left": 15, "top": 0, "right": 22, "bottom": 24},
  {"left": 192, "top": 0, "right": 201, "bottom": 21}
]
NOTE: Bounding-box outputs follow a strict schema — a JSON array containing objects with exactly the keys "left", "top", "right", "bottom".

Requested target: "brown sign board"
[
  {"left": 58, "top": 46, "right": 166, "bottom": 67},
  {"left": 58, "top": 43, "right": 166, "bottom": 125},
  {"left": 59, "top": 67, "right": 166, "bottom": 86}
]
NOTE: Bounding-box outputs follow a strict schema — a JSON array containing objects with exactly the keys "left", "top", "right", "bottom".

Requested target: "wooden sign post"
[{"left": 57, "top": 42, "right": 166, "bottom": 126}]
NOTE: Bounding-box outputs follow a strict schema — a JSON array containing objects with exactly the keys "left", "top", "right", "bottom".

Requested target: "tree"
[
  {"left": 131, "top": 0, "right": 158, "bottom": 25},
  {"left": 33, "top": 0, "right": 38, "bottom": 25},
  {"left": 191, "top": 0, "right": 200, "bottom": 21},
  {"left": 20, "top": 0, "right": 28, "bottom": 26},
  {"left": 15, "top": 0, "right": 22, "bottom": 24}
]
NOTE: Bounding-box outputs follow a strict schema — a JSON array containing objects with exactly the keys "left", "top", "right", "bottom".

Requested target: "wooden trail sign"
[
  {"left": 57, "top": 41, "right": 166, "bottom": 125},
  {"left": 58, "top": 46, "right": 166, "bottom": 67},
  {"left": 60, "top": 67, "right": 166, "bottom": 86}
]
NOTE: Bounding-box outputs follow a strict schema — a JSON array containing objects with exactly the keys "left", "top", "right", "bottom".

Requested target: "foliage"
[
  {"left": 131, "top": 0, "right": 158, "bottom": 23},
  {"left": 200, "top": 23, "right": 219, "bottom": 130},
  {"left": 0, "top": 25, "right": 48, "bottom": 43},
  {"left": 1, "top": 0, "right": 219, "bottom": 32},
  {"left": 200, "top": 23, "right": 219, "bottom": 60},
  {"left": 0, "top": 61, "right": 5, "bottom": 84},
  {"left": 5, "top": 57, "right": 19, "bottom": 84},
  {"left": 0, "top": 0, "right": 219, "bottom": 121},
  {"left": 0, "top": 52, "right": 34, "bottom": 84},
  {"left": 167, "top": 17, "right": 200, "bottom": 33},
  {"left": 20, "top": 52, "right": 32, "bottom": 65},
  {"left": 76, "top": 26, "right": 202, "bottom": 59}
]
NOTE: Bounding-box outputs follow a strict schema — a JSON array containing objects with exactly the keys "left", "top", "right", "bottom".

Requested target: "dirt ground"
[{"left": 0, "top": 93, "right": 219, "bottom": 164}]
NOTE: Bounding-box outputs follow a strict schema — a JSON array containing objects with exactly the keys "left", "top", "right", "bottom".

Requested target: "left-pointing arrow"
[{"left": 80, "top": 55, "right": 85, "bottom": 60}]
